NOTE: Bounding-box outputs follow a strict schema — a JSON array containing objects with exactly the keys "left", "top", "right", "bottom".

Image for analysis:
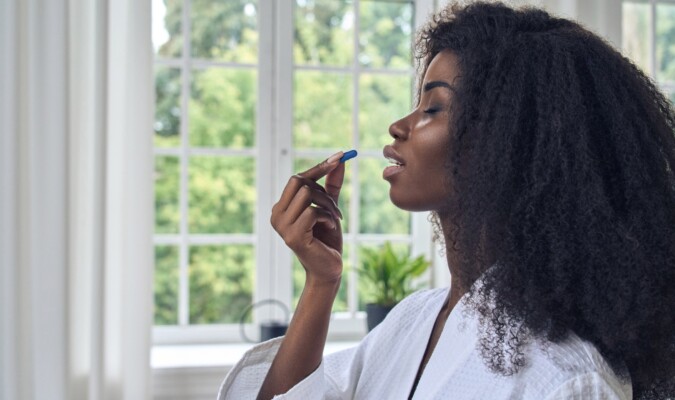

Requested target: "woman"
[{"left": 219, "top": 2, "right": 675, "bottom": 399}]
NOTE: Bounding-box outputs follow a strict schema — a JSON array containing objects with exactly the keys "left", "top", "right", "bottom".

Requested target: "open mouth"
[
  {"left": 383, "top": 145, "right": 405, "bottom": 166},
  {"left": 385, "top": 156, "right": 404, "bottom": 167},
  {"left": 383, "top": 146, "right": 406, "bottom": 180}
]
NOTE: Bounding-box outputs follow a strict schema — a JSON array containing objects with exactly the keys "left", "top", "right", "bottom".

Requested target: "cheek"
[
  {"left": 417, "top": 131, "right": 451, "bottom": 181},
  {"left": 389, "top": 138, "right": 451, "bottom": 212}
]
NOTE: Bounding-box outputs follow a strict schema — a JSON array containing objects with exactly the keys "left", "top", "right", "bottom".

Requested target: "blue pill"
[{"left": 339, "top": 149, "right": 358, "bottom": 163}]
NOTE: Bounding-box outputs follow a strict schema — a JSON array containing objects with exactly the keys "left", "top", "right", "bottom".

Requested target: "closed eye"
[{"left": 424, "top": 108, "right": 440, "bottom": 114}]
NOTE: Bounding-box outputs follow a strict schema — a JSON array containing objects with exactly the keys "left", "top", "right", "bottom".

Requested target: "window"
[
  {"left": 623, "top": 0, "right": 675, "bottom": 103},
  {"left": 152, "top": 0, "right": 436, "bottom": 344},
  {"left": 291, "top": 0, "right": 416, "bottom": 313}
]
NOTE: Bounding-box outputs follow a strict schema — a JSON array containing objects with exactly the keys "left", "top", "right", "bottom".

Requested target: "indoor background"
[{"left": 1, "top": 0, "right": 672, "bottom": 399}]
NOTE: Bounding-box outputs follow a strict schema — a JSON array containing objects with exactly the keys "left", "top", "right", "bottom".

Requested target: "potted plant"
[{"left": 357, "top": 242, "right": 432, "bottom": 331}]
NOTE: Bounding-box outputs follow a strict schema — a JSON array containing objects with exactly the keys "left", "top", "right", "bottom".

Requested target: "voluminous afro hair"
[{"left": 417, "top": 2, "right": 675, "bottom": 398}]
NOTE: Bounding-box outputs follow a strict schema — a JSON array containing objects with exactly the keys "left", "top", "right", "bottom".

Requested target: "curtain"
[{"left": 0, "top": 0, "right": 154, "bottom": 399}]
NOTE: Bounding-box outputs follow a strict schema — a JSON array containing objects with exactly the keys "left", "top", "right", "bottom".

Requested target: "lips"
[
  {"left": 383, "top": 145, "right": 405, "bottom": 180},
  {"left": 383, "top": 145, "right": 405, "bottom": 166}
]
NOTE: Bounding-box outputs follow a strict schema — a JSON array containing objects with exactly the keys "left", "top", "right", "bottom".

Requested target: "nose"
[{"left": 388, "top": 114, "right": 410, "bottom": 141}]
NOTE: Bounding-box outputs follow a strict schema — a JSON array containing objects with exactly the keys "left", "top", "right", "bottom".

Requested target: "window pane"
[
  {"left": 190, "top": 0, "right": 258, "bottom": 63},
  {"left": 155, "top": 67, "right": 181, "bottom": 148},
  {"left": 359, "top": 0, "right": 413, "bottom": 69},
  {"left": 190, "top": 69, "right": 256, "bottom": 148},
  {"left": 357, "top": 242, "right": 412, "bottom": 311},
  {"left": 293, "top": 245, "right": 351, "bottom": 312},
  {"left": 153, "top": 0, "right": 182, "bottom": 58},
  {"left": 294, "top": 71, "right": 353, "bottom": 149},
  {"left": 294, "top": 0, "right": 353, "bottom": 66},
  {"left": 154, "top": 245, "right": 179, "bottom": 325},
  {"left": 656, "top": 4, "right": 675, "bottom": 82},
  {"left": 189, "top": 245, "right": 254, "bottom": 324},
  {"left": 622, "top": 2, "right": 651, "bottom": 75},
  {"left": 188, "top": 156, "right": 255, "bottom": 233},
  {"left": 359, "top": 73, "right": 412, "bottom": 149},
  {"left": 155, "top": 156, "right": 180, "bottom": 233},
  {"left": 294, "top": 157, "right": 352, "bottom": 232},
  {"left": 359, "top": 158, "right": 410, "bottom": 234}
]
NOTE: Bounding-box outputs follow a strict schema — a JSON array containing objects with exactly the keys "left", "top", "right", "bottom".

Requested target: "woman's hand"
[
  {"left": 258, "top": 152, "right": 346, "bottom": 399},
  {"left": 270, "top": 152, "right": 346, "bottom": 285}
]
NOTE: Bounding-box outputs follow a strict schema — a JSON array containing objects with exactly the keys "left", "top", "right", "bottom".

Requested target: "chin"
[{"left": 388, "top": 188, "right": 438, "bottom": 212}]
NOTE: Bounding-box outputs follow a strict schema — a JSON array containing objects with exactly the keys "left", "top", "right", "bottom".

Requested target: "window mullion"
[
  {"left": 178, "top": 0, "right": 191, "bottom": 327},
  {"left": 348, "top": 0, "right": 361, "bottom": 318},
  {"left": 273, "top": 0, "right": 295, "bottom": 319},
  {"left": 253, "top": 0, "right": 274, "bottom": 322}
]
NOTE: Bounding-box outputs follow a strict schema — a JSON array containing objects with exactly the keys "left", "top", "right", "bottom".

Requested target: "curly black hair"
[{"left": 417, "top": 2, "right": 675, "bottom": 398}]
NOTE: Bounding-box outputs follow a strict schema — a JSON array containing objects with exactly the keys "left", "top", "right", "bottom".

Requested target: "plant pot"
[{"left": 365, "top": 303, "right": 396, "bottom": 331}]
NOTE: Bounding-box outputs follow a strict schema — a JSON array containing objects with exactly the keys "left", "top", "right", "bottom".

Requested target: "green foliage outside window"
[
  {"left": 155, "top": 156, "right": 180, "bottom": 233},
  {"left": 188, "top": 156, "right": 256, "bottom": 234},
  {"left": 154, "top": 246, "right": 179, "bottom": 325},
  {"left": 189, "top": 245, "right": 255, "bottom": 324},
  {"left": 190, "top": 69, "right": 257, "bottom": 148},
  {"left": 153, "top": 0, "right": 416, "bottom": 325}
]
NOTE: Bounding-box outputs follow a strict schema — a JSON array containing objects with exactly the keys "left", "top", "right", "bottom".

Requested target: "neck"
[
  {"left": 437, "top": 211, "right": 495, "bottom": 310},
  {"left": 438, "top": 211, "right": 467, "bottom": 311}
]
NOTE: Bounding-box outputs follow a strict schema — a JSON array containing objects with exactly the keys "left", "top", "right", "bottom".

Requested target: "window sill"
[
  {"left": 151, "top": 341, "right": 360, "bottom": 400},
  {"left": 152, "top": 340, "right": 359, "bottom": 369},
  {"left": 154, "top": 314, "right": 368, "bottom": 345}
]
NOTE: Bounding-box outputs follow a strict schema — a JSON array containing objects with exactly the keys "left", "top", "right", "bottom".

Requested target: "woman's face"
[{"left": 383, "top": 50, "right": 459, "bottom": 211}]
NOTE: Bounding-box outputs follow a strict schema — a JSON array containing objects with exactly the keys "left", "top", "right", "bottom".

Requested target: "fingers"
[
  {"left": 275, "top": 175, "right": 307, "bottom": 213},
  {"left": 296, "top": 206, "right": 336, "bottom": 234},
  {"left": 286, "top": 185, "right": 342, "bottom": 224},
  {"left": 324, "top": 162, "right": 345, "bottom": 204},
  {"left": 275, "top": 151, "right": 344, "bottom": 212},
  {"left": 297, "top": 151, "right": 343, "bottom": 181},
  {"left": 278, "top": 206, "right": 336, "bottom": 250},
  {"left": 270, "top": 153, "right": 347, "bottom": 278}
]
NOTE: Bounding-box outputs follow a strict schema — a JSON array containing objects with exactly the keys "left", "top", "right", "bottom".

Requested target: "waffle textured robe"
[{"left": 217, "top": 287, "right": 632, "bottom": 400}]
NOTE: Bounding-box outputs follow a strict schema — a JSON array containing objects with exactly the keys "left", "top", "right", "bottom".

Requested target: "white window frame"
[{"left": 153, "top": 0, "right": 441, "bottom": 346}]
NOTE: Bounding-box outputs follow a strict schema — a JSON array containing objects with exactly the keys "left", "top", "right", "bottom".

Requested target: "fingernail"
[{"left": 326, "top": 151, "right": 344, "bottom": 164}]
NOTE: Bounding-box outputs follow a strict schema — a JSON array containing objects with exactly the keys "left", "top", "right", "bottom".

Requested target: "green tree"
[
  {"left": 154, "top": 0, "right": 259, "bottom": 325},
  {"left": 294, "top": 0, "right": 352, "bottom": 66},
  {"left": 154, "top": 67, "right": 181, "bottom": 147},
  {"left": 154, "top": 246, "right": 179, "bottom": 325},
  {"left": 154, "top": 0, "right": 417, "bottom": 324},
  {"left": 359, "top": 1, "right": 413, "bottom": 68},
  {"left": 190, "top": 0, "right": 258, "bottom": 62},
  {"left": 189, "top": 245, "right": 254, "bottom": 324},
  {"left": 155, "top": 156, "right": 180, "bottom": 233}
]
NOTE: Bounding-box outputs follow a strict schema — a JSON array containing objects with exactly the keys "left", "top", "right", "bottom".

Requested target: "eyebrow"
[{"left": 423, "top": 81, "right": 457, "bottom": 93}]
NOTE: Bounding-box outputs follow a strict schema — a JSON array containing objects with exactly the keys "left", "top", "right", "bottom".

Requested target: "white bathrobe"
[{"left": 217, "top": 287, "right": 632, "bottom": 399}]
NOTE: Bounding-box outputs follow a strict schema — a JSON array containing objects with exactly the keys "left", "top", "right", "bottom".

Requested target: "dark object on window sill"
[
  {"left": 365, "top": 303, "right": 396, "bottom": 331},
  {"left": 239, "top": 299, "right": 290, "bottom": 342}
]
